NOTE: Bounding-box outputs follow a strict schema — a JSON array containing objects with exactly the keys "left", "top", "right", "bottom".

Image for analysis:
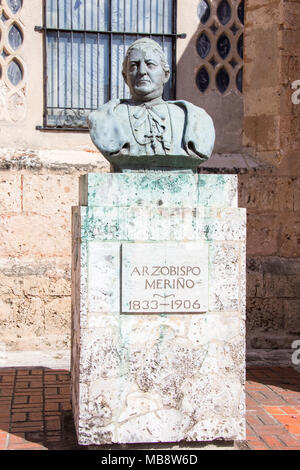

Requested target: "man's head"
[{"left": 122, "top": 38, "right": 170, "bottom": 102}]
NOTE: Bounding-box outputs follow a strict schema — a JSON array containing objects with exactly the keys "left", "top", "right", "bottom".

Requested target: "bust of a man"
[{"left": 88, "top": 38, "right": 215, "bottom": 171}]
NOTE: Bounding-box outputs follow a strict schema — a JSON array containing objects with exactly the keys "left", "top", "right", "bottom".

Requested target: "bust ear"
[
  {"left": 163, "top": 69, "right": 170, "bottom": 84},
  {"left": 122, "top": 71, "right": 128, "bottom": 86}
]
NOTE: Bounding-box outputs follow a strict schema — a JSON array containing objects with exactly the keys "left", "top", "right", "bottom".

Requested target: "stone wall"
[
  {"left": 243, "top": 0, "right": 300, "bottom": 167},
  {"left": 1, "top": 152, "right": 298, "bottom": 353},
  {"left": 0, "top": 0, "right": 299, "bottom": 355},
  {"left": 239, "top": 169, "right": 300, "bottom": 349},
  {"left": 0, "top": 149, "right": 109, "bottom": 351},
  {"left": 241, "top": 0, "right": 300, "bottom": 349}
]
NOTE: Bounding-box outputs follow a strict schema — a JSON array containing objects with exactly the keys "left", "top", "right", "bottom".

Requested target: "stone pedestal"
[{"left": 71, "top": 172, "right": 246, "bottom": 445}]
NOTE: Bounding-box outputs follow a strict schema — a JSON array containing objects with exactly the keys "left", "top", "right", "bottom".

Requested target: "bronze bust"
[{"left": 88, "top": 38, "right": 215, "bottom": 171}]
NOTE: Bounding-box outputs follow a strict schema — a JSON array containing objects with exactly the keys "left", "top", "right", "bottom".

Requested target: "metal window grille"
[{"left": 36, "top": 0, "right": 184, "bottom": 131}]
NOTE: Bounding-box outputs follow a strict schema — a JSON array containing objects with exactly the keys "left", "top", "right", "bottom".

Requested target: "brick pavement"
[
  {"left": 246, "top": 367, "right": 300, "bottom": 450},
  {"left": 0, "top": 367, "right": 82, "bottom": 450},
  {"left": 0, "top": 366, "right": 299, "bottom": 450}
]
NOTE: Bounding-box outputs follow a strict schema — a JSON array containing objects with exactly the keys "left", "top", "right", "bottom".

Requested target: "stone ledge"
[
  {"left": 0, "top": 350, "right": 70, "bottom": 369},
  {"left": 247, "top": 348, "right": 300, "bottom": 371},
  {"left": 0, "top": 149, "right": 271, "bottom": 174},
  {"left": 87, "top": 440, "right": 246, "bottom": 450},
  {"left": 0, "top": 148, "right": 109, "bottom": 172},
  {"left": 199, "top": 153, "right": 271, "bottom": 174},
  {"left": 0, "top": 257, "right": 71, "bottom": 278},
  {"left": 1, "top": 349, "right": 298, "bottom": 373}
]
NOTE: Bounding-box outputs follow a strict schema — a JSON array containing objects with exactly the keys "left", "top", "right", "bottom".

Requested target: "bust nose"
[{"left": 138, "top": 60, "right": 147, "bottom": 76}]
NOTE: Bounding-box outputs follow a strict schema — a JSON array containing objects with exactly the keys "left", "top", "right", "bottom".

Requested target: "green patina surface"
[
  {"left": 80, "top": 208, "right": 245, "bottom": 243},
  {"left": 80, "top": 173, "right": 237, "bottom": 209}
]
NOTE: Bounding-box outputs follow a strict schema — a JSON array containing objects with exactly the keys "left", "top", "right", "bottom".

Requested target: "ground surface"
[{"left": 0, "top": 366, "right": 299, "bottom": 451}]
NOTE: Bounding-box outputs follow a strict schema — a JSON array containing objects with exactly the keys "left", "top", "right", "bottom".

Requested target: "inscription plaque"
[{"left": 122, "top": 242, "right": 208, "bottom": 314}]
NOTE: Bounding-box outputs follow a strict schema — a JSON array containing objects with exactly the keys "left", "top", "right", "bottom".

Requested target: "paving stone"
[{"left": 0, "top": 365, "right": 299, "bottom": 450}]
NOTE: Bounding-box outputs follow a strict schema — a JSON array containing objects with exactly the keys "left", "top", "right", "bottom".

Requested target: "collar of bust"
[{"left": 129, "top": 97, "right": 165, "bottom": 108}]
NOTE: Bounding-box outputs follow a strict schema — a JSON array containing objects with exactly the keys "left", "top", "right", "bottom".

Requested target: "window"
[
  {"left": 196, "top": 0, "right": 244, "bottom": 95},
  {"left": 37, "top": 0, "right": 181, "bottom": 130},
  {"left": 0, "top": 0, "right": 26, "bottom": 123}
]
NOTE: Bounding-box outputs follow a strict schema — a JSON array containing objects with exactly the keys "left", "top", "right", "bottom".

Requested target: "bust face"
[{"left": 124, "top": 47, "right": 170, "bottom": 103}]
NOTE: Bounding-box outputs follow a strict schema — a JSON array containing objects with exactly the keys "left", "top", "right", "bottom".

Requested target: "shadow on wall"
[
  {"left": 237, "top": 171, "right": 300, "bottom": 351},
  {"left": 176, "top": 24, "right": 244, "bottom": 154},
  {"left": 176, "top": 18, "right": 300, "bottom": 352},
  {"left": 197, "top": 162, "right": 298, "bottom": 351}
]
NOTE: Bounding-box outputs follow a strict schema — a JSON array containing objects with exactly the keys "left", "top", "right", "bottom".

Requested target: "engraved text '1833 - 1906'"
[{"left": 122, "top": 243, "right": 209, "bottom": 314}]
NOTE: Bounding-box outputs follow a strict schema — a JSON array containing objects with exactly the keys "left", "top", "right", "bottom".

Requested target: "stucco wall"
[{"left": 0, "top": 0, "right": 96, "bottom": 151}]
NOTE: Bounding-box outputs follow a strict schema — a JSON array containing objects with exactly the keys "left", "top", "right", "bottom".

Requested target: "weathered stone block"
[
  {"left": 23, "top": 174, "right": 78, "bottom": 216},
  {"left": 281, "top": 30, "right": 300, "bottom": 56},
  {"left": 247, "top": 298, "right": 284, "bottom": 332},
  {"left": 287, "top": 56, "right": 300, "bottom": 83},
  {"left": 293, "top": 179, "right": 300, "bottom": 211},
  {"left": 13, "top": 297, "right": 45, "bottom": 334},
  {"left": 244, "top": 87, "right": 280, "bottom": 117},
  {"left": 256, "top": 115, "right": 280, "bottom": 151},
  {"left": 72, "top": 173, "right": 246, "bottom": 445},
  {"left": 264, "top": 273, "right": 300, "bottom": 298},
  {"left": 246, "top": 0, "right": 281, "bottom": 26},
  {"left": 262, "top": 256, "right": 300, "bottom": 276},
  {"left": 0, "top": 273, "right": 23, "bottom": 297},
  {"left": 244, "top": 26, "right": 280, "bottom": 89},
  {"left": 0, "top": 257, "right": 71, "bottom": 350},
  {"left": 0, "top": 213, "right": 71, "bottom": 257},
  {"left": 291, "top": 117, "right": 300, "bottom": 149},
  {"left": 247, "top": 272, "right": 264, "bottom": 298},
  {"left": 284, "top": 299, "right": 300, "bottom": 334},
  {"left": 0, "top": 174, "right": 22, "bottom": 213},
  {"left": 278, "top": 212, "right": 300, "bottom": 257},
  {"left": 246, "top": 212, "right": 280, "bottom": 256},
  {"left": 243, "top": 116, "right": 258, "bottom": 149},
  {"left": 0, "top": 297, "right": 15, "bottom": 324},
  {"left": 284, "top": 150, "right": 300, "bottom": 178},
  {"left": 44, "top": 297, "right": 71, "bottom": 333},
  {"left": 80, "top": 173, "right": 238, "bottom": 208},
  {"left": 248, "top": 332, "right": 296, "bottom": 350},
  {"left": 239, "top": 176, "right": 293, "bottom": 211},
  {"left": 283, "top": 2, "right": 300, "bottom": 30},
  {"left": 20, "top": 276, "right": 70, "bottom": 298}
]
